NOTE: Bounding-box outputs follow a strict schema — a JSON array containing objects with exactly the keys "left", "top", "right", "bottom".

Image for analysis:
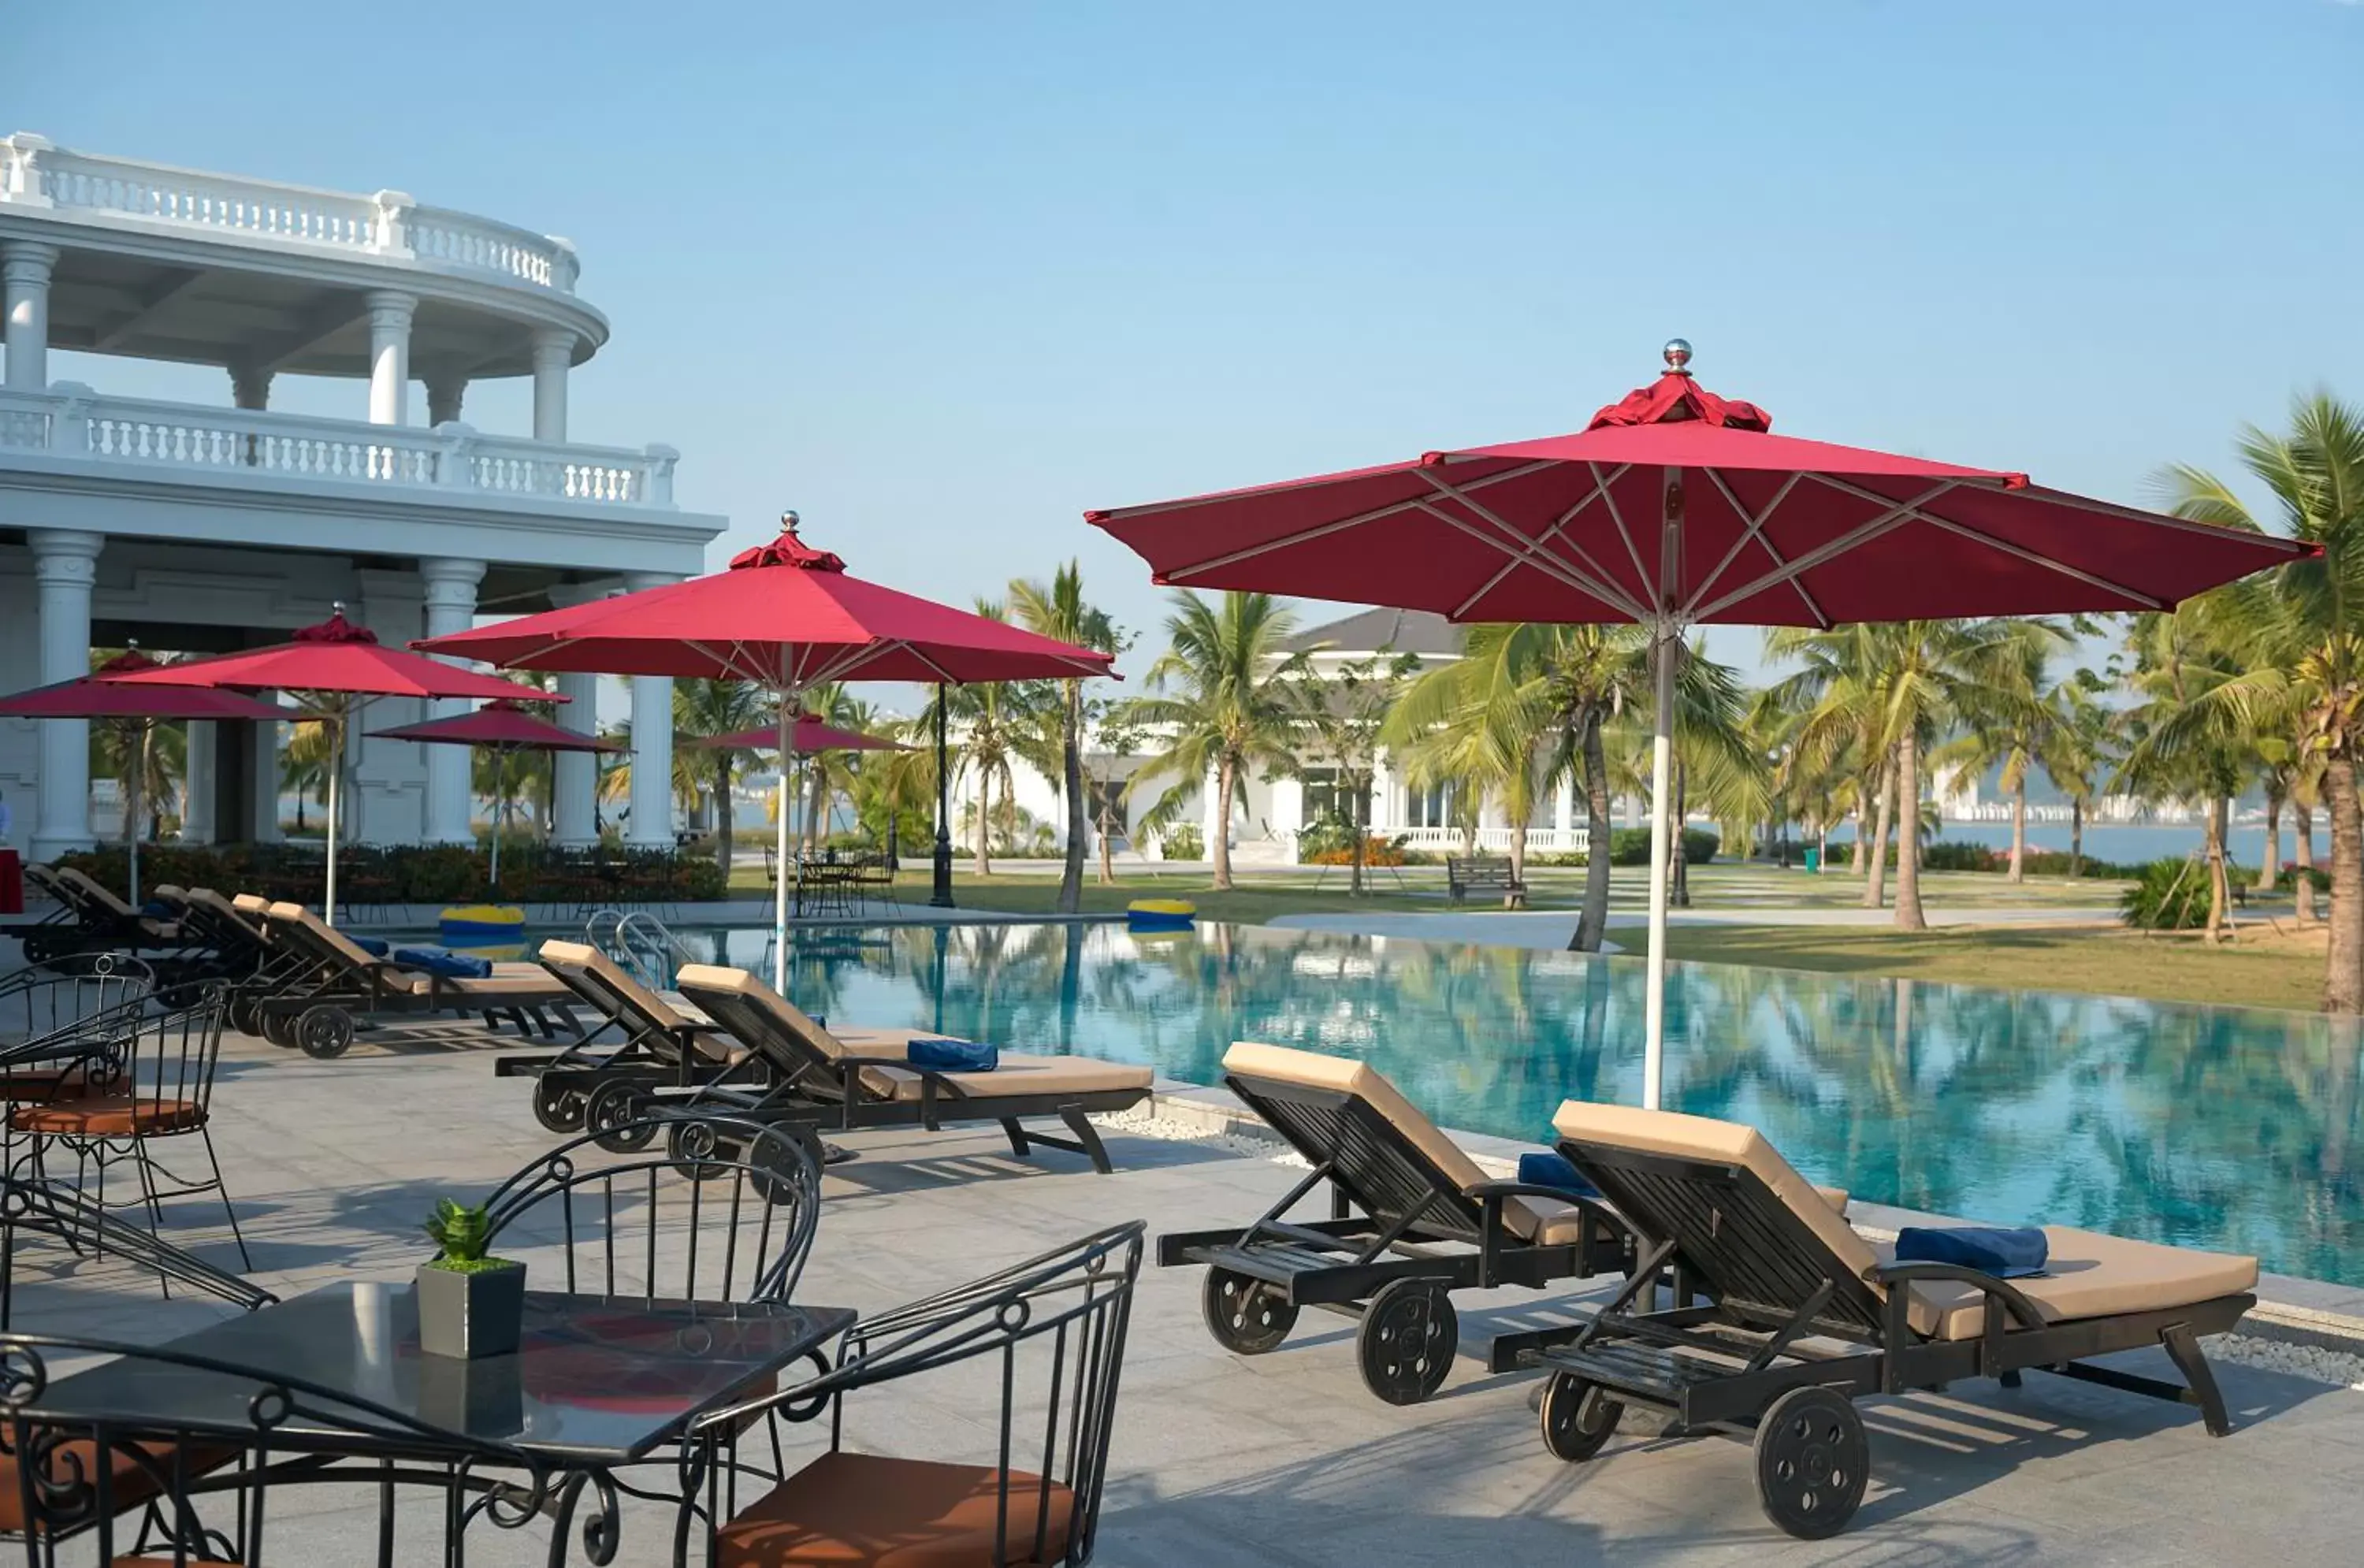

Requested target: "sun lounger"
[
  {"left": 1155, "top": 1042, "right": 1663, "bottom": 1404},
  {"left": 1504, "top": 1100, "right": 2256, "bottom": 1539},
  {"left": 672, "top": 962, "right": 1152, "bottom": 1175},
  {"left": 492, "top": 939, "right": 756, "bottom": 1140},
  {"left": 249, "top": 901, "right": 582, "bottom": 1059},
  {"left": 0, "top": 865, "right": 189, "bottom": 964}
]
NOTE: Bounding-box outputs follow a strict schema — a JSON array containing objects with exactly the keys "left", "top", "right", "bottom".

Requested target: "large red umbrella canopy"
[
  {"left": 697, "top": 716, "right": 905, "bottom": 754},
  {"left": 103, "top": 608, "right": 556, "bottom": 704},
  {"left": 411, "top": 519, "right": 1115, "bottom": 686},
  {"left": 1087, "top": 345, "right": 2312, "bottom": 628},
  {"left": 0, "top": 648, "right": 288, "bottom": 723},
  {"left": 1086, "top": 343, "right": 2317, "bottom": 1111},
  {"left": 366, "top": 698, "right": 618, "bottom": 752}
]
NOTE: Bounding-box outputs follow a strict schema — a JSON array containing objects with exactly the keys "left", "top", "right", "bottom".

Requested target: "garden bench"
[{"left": 1446, "top": 855, "right": 1526, "bottom": 908}]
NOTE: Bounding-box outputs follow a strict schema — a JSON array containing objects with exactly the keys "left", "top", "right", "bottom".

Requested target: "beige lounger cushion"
[
  {"left": 1875, "top": 1229, "right": 2259, "bottom": 1341},
  {"left": 1552, "top": 1100, "right": 2258, "bottom": 1341},
  {"left": 232, "top": 894, "right": 272, "bottom": 916},
  {"left": 56, "top": 868, "right": 136, "bottom": 918},
  {"left": 186, "top": 889, "right": 261, "bottom": 933},
  {"left": 678, "top": 964, "right": 1150, "bottom": 1102},
  {"left": 538, "top": 941, "right": 732, "bottom": 1062}
]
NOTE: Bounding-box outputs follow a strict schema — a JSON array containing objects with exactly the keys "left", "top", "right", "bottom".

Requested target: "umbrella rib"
[
  {"left": 1593, "top": 464, "right": 1656, "bottom": 608},
  {"left": 1151, "top": 460, "right": 1561, "bottom": 583},
  {"left": 1444, "top": 466, "right": 1637, "bottom": 621},
  {"left": 1094, "top": 453, "right": 1552, "bottom": 529},
  {"left": 2005, "top": 484, "right": 2317, "bottom": 550},
  {"left": 1688, "top": 470, "right": 1828, "bottom": 630},
  {"left": 1806, "top": 475, "right": 2169, "bottom": 609},
  {"left": 1688, "top": 480, "right": 1962, "bottom": 621},
  {"left": 1410, "top": 500, "right": 1645, "bottom": 619},
  {"left": 1414, "top": 470, "right": 1650, "bottom": 620}
]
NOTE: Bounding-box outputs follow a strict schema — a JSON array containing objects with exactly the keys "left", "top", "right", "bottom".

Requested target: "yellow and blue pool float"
[
  {"left": 1126, "top": 898, "right": 1196, "bottom": 932},
  {"left": 439, "top": 904, "right": 526, "bottom": 942}
]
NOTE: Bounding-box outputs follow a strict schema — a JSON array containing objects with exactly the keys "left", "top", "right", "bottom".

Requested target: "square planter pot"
[
  {"left": 415, "top": 1260, "right": 526, "bottom": 1361},
  {"left": 414, "top": 1351, "right": 525, "bottom": 1438}
]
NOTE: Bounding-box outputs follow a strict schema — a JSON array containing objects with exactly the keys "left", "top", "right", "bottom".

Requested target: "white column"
[
  {"left": 28, "top": 529, "right": 100, "bottom": 862},
  {"left": 229, "top": 364, "right": 272, "bottom": 411},
  {"left": 425, "top": 376, "right": 466, "bottom": 427},
  {"left": 2, "top": 241, "right": 58, "bottom": 391},
  {"left": 530, "top": 328, "right": 574, "bottom": 443},
  {"left": 364, "top": 290, "right": 416, "bottom": 425},
  {"left": 180, "top": 721, "right": 217, "bottom": 845},
  {"left": 548, "top": 584, "right": 604, "bottom": 848},
  {"left": 1555, "top": 774, "right": 1574, "bottom": 835},
  {"left": 625, "top": 573, "right": 675, "bottom": 849},
  {"left": 418, "top": 558, "right": 486, "bottom": 844}
]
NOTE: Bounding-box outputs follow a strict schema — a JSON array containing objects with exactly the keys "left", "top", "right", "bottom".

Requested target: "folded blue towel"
[
  {"left": 1894, "top": 1225, "right": 2049, "bottom": 1279},
  {"left": 351, "top": 936, "right": 390, "bottom": 957},
  {"left": 905, "top": 1037, "right": 998, "bottom": 1073},
  {"left": 393, "top": 946, "right": 492, "bottom": 980},
  {"left": 142, "top": 901, "right": 173, "bottom": 919},
  {"left": 1518, "top": 1151, "right": 1600, "bottom": 1199}
]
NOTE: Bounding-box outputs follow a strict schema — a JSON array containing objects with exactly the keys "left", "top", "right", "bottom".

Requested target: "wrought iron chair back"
[
  {"left": 696, "top": 1221, "right": 1146, "bottom": 1567},
  {"left": 478, "top": 1113, "right": 822, "bottom": 1306},
  {"left": 0, "top": 1331, "right": 545, "bottom": 1566},
  {"left": 0, "top": 957, "right": 155, "bottom": 1052},
  {"left": 0, "top": 1174, "right": 273, "bottom": 1331}
]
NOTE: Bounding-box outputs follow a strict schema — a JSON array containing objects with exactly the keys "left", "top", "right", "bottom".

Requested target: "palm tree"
[
  {"left": 2117, "top": 606, "right": 2254, "bottom": 943},
  {"left": 672, "top": 678, "right": 768, "bottom": 874},
  {"left": 2158, "top": 392, "right": 2364, "bottom": 1009},
  {"left": 281, "top": 718, "right": 335, "bottom": 834},
  {"left": 1387, "top": 625, "right": 1554, "bottom": 894},
  {"left": 794, "top": 682, "right": 885, "bottom": 851},
  {"left": 1122, "top": 591, "right": 1302, "bottom": 890},
  {"left": 1934, "top": 620, "right": 2072, "bottom": 882},
  {"left": 2045, "top": 668, "right": 2117, "bottom": 879},
  {"left": 928, "top": 611, "right": 1055, "bottom": 876},
  {"left": 1767, "top": 624, "right": 1894, "bottom": 904},
  {"left": 1009, "top": 563, "right": 1119, "bottom": 915}
]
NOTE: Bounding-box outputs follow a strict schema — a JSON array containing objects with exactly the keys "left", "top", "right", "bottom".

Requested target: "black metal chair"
[
  {"left": 0, "top": 954, "right": 154, "bottom": 1050},
  {"left": 6, "top": 983, "right": 251, "bottom": 1274},
  {"left": 0, "top": 1173, "right": 274, "bottom": 1329},
  {"left": 690, "top": 1221, "right": 1145, "bottom": 1568},
  {"left": 0, "top": 1331, "right": 548, "bottom": 1566}
]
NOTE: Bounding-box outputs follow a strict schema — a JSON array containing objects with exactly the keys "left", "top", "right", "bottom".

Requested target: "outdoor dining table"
[{"left": 34, "top": 1279, "right": 855, "bottom": 1558}]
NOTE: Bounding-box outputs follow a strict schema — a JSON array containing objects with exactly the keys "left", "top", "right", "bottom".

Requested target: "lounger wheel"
[
  {"left": 258, "top": 1009, "right": 296, "bottom": 1049},
  {"left": 1202, "top": 1268, "right": 1296, "bottom": 1355},
  {"left": 585, "top": 1081, "right": 658, "bottom": 1154},
  {"left": 749, "top": 1124, "right": 825, "bottom": 1206},
  {"left": 1537, "top": 1371, "right": 1623, "bottom": 1462},
  {"left": 1753, "top": 1385, "right": 1868, "bottom": 1540},
  {"left": 297, "top": 1005, "right": 356, "bottom": 1059},
  {"left": 532, "top": 1079, "right": 589, "bottom": 1135},
  {"left": 1355, "top": 1280, "right": 1458, "bottom": 1405},
  {"left": 227, "top": 994, "right": 262, "bottom": 1037}
]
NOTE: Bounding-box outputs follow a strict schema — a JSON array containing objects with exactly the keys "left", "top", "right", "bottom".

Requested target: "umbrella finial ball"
[
  {"left": 780, "top": 509, "right": 801, "bottom": 533},
  {"left": 1663, "top": 338, "right": 1693, "bottom": 373}
]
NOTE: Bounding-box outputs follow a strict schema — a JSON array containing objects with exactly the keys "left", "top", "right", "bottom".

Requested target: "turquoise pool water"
[{"left": 663, "top": 921, "right": 2364, "bottom": 1286}]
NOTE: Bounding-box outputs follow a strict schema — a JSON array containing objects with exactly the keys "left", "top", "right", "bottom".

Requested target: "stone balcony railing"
[
  {"left": 0, "top": 134, "right": 579, "bottom": 294},
  {"left": 0, "top": 384, "right": 677, "bottom": 507}
]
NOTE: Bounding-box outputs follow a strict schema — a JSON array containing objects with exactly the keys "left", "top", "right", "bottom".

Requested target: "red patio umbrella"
[
  {"left": 368, "top": 700, "right": 621, "bottom": 886},
  {"left": 106, "top": 607, "right": 560, "bottom": 923},
  {"left": 0, "top": 647, "right": 288, "bottom": 905},
  {"left": 416, "top": 516, "right": 1115, "bottom": 988},
  {"left": 1087, "top": 341, "right": 2317, "bottom": 1107},
  {"left": 694, "top": 716, "right": 906, "bottom": 754}
]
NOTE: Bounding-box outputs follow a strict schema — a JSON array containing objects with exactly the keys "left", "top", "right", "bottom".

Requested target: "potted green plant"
[{"left": 416, "top": 1198, "right": 526, "bottom": 1360}]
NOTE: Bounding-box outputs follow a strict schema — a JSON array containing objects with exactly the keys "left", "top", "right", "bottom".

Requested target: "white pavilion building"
[{"left": 0, "top": 132, "right": 724, "bottom": 864}]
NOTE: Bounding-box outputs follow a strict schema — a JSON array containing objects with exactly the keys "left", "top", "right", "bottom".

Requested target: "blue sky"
[{"left": 11, "top": 1, "right": 2361, "bottom": 690}]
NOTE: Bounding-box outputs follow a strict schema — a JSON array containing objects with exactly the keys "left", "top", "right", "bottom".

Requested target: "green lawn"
[{"left": 1659, "top": 923, "right": 2329, "bottom": 1014}]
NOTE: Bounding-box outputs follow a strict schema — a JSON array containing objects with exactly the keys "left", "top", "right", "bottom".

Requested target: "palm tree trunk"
[
  {"left": 2297, "top": 801, "right": 2319, "bottom": 925},
  {"left": 1507, "top": 818, "right": 1529, "bottom": 907},
  {"left": 974, "top": 772, "right": 993, "bottom": 878},
  {"left": 2070, "top": 797, "right": 2084, "bottom": 879},
  {"left": 2007, "top": 782, "right": 2026, "bottom": 883},
  {"left": 1348, "top": 771, "right": 1367, "bottom": 897},
  {"left": 715, "top": 756, "right": 735, "bottom": 875},
  {"left": 1213, "top": 760, "right": 1236, "bottom": 890},
  {"left": 1571, "top": 711, "right": 1612, "bottom": 953},
  {"left": 2262, "top": 787, "right": 2284, "bottom": 892},
  {"left": 1671, "top": 760, "right": 1690, "bottom": 908},
  {"left": 1057, "top": 683, "right": 1084, "bottom": 915},
  {"left": 1095, "top": 772, "right": 1117, "bottom": 886},
  {"left": 1861, "top": 757, "right": 1894, "bottom": 910},
  {"left": 2204, "top": 796, "right": 2230, "bottom": 946},
  {"left": 2325, "top": 760, "right": 2362, "bottom": 1012},
  {"left": 1894, "top": 734, "right": 1927, "bottom": 930}
]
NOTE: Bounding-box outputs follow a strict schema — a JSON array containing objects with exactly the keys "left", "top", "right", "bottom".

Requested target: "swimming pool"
[{"left": 662, "top": 920, "right": 2364, "bottom": 1286}]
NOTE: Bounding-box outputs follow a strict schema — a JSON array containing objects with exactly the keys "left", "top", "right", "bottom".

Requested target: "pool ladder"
[{"left": 583, "top": 908, "right": 695, "bottom": 993}]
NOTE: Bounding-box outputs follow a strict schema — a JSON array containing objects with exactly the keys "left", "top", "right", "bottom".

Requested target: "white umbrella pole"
[
  {"left": 325, "top": 712, "right": 342, "bottom": 927},
  {"left": 490, "top": 746, "right": 505, "bottom": 889},
  {"left": 775, "top": 701, "right": 793, "bottom": 993},
  {"left": 1642, "top": 626, "right": 1675, "bottom": 1111},
  {"left": 128, "top": 720, "right": 145, "bottom": 909}
]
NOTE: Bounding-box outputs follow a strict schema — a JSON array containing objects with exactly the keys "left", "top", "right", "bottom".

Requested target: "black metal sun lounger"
[
  {"left": 1502, "top": 1100, "right": 2258, "bottom": 1539},
  {"left": 671, "top": 962, "right": 1153, "bottom": 1176}
]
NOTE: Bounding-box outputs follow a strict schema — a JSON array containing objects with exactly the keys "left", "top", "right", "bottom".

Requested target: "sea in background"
[{"left": 1827, "top": 820, "right": 2274, "bottom": 870}]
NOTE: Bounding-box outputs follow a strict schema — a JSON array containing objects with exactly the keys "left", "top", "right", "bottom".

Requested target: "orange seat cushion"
[
  {"left": 716, "top": 1451, "right": 1074, "bottom": 1567},
  {"left": 9, "top": 1098, "right": 206, "bottom": 1137},
  {"left": 0, "top": 1436, "right": 237, "bottom": 1533}
]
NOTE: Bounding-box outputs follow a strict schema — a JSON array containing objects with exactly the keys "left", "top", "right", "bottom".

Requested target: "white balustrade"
[
  {"left": 0, "top": 137, "right": 577, "bottom": 295},
  {"left": 0, "top": 386, "right": 676, "bottom": 509},
  {"left": 1392, "top": 825, "right": 1592, "bottom": 855}
]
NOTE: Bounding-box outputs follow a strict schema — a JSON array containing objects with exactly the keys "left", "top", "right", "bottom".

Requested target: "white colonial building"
[
  {"left": 0, "top": 133, "right": 724, "bottom": 861},
  {"left": 961, "top": 606, "right": 1601, "bottom": 864}
]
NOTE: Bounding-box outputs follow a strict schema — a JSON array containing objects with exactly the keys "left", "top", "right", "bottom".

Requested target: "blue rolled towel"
[
  {"left": 1894, "top": 1225, "right": 2049, "bottom": 1279},
  {"left": 905, "top": 1037, "right": 998, "bottom": 1073},
  {"left": 393, "top": 946, "right": 492, "bottom": 980},
  {"left": 1518, "top": 1150, "right": 1600, "bottom": 1199},
  {"left": 142, "top": 901, "right": 174, "bottom": 919},
  {"left": 351, "top": 935, "right": 390, "bottom": 957}
]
